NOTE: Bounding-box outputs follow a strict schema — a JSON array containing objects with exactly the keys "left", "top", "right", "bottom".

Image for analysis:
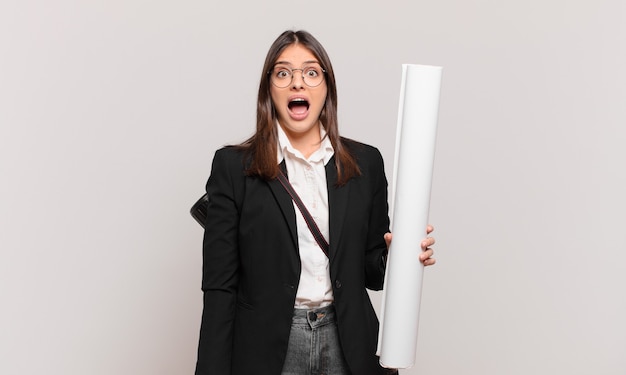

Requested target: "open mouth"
[{"left": 288, "top": 98, "right": 310, "bottom": 115}]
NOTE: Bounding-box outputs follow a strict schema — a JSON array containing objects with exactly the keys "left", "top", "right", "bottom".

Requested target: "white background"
[{"left": 1, "top": 1, "right": 624, "bottom": 374}]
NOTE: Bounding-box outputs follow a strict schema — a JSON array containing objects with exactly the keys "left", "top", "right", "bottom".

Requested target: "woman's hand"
[{"left": 384, "top": 225, "right": 436, "bottom": 266}]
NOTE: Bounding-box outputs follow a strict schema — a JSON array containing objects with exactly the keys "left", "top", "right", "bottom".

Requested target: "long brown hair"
[{"left": 239, "top": 30, "right": 360, "bottom": 186}]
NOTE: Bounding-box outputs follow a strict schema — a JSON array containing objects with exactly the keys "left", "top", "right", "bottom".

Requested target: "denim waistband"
[{"left": 292, "top": 304, "right": 336, "bottom": 328}]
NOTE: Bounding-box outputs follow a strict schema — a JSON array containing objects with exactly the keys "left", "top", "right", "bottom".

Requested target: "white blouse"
[{"left": 277, "top": 125, "right": 335, "bottom": 309}]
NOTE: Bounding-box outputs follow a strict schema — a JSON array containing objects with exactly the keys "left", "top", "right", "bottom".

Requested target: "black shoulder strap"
[{"left": 276, "top": 170, "right": 330, "bottom": 258}]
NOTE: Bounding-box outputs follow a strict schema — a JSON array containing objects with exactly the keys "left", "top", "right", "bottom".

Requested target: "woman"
[{"left": 195, "top": 30, "right": 436, "bottom": 375}]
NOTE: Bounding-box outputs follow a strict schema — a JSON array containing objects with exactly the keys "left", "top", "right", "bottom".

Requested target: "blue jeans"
[{"left": 281, "top": 305, "right": 351, "bottom": 375}]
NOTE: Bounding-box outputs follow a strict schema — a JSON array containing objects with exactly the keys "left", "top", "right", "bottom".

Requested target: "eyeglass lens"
[{"left": 270, "top": 66, "right": 325, "bottom": 88}]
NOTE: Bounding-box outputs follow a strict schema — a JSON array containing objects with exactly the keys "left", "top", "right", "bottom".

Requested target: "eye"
[
  {"left": 274, "top": 68, "right": 291, "bottom": 79},
  {"left": 304, "top": 67, "right": 320, "bottom": 77}
]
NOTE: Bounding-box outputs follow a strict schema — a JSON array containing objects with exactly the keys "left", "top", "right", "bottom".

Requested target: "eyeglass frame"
[{"left": 268, "top": 64, "right": 327, "bottom": 88}]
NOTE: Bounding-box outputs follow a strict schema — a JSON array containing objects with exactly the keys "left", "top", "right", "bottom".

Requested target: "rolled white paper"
[{"left": 377, "top": 64, "right": 442, "bottom": 369}]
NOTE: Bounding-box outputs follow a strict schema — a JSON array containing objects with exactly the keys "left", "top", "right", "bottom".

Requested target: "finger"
[
  {"left": 426, "top": 224, "right": 434, "bottom": 234},
  {"left": 421, "top": 237, "right": 435, "bottom": 250},
  {"left": 423, "top": 257, "right": 437, "bottom": 266},
  {"left": 384, "top": 232, "right": 392, "bottom": 249},
  {"left": 419, "top": 248, "right": 434, "bottom": 262}
]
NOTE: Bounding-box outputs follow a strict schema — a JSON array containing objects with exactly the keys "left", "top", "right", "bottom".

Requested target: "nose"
[{"left": 291, "top": 70, "right": 305, "bottom": 89}]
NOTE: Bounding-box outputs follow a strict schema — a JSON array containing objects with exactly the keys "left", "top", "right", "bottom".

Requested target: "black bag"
[{"left": 190, "top": 194, "right": 209, "bottom": 228}]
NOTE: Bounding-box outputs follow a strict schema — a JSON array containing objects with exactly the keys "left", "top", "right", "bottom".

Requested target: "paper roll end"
[
  {"left": 379, "top": 358, "right": 415, "bottom": 370},
  {"left": 402, "top": 63, "right": 443, "bottom": 71}
]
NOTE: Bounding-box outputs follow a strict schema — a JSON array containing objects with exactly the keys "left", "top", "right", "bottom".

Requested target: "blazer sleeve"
[
  {"left": 195, "top": 148, "right": 241, "bottom": 375},
  {"left": 363, "top": 146, "right": 391, "bottom": 291}
]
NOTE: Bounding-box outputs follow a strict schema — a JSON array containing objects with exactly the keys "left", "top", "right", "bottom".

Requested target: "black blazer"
[{"left": 195, "top": 139, "right": 392, "bottom": 375}]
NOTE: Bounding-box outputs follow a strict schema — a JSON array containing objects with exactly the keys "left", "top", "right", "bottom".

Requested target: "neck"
[{"left": 281, "top": 123, "right": 321, "bottom": 159}]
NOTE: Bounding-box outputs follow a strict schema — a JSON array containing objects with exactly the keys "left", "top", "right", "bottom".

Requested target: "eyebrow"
[{"left": 274, "top": 60, "right": 321, "bottom": 66}]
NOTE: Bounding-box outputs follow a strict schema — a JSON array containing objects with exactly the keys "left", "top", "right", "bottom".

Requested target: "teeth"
[{"left": 291, "top": 98, "right": 306, "bottom": 102}]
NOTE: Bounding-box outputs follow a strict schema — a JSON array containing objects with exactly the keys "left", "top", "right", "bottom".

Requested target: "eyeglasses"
[{"left": 269, "top": 65, "right": 326, "bottom": 88}]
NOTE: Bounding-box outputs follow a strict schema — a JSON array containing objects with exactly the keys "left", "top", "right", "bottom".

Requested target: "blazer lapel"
[
  {"left": 326, "top": 158, "right": 350, "bottom": 263},
  {"left": 267, "top": 163, "right": 299, "bottom": 251}
]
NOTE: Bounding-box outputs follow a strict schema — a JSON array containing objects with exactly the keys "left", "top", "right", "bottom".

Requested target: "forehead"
[{"left": 274, "top": 44, "right": 319, "bottom": 66}]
